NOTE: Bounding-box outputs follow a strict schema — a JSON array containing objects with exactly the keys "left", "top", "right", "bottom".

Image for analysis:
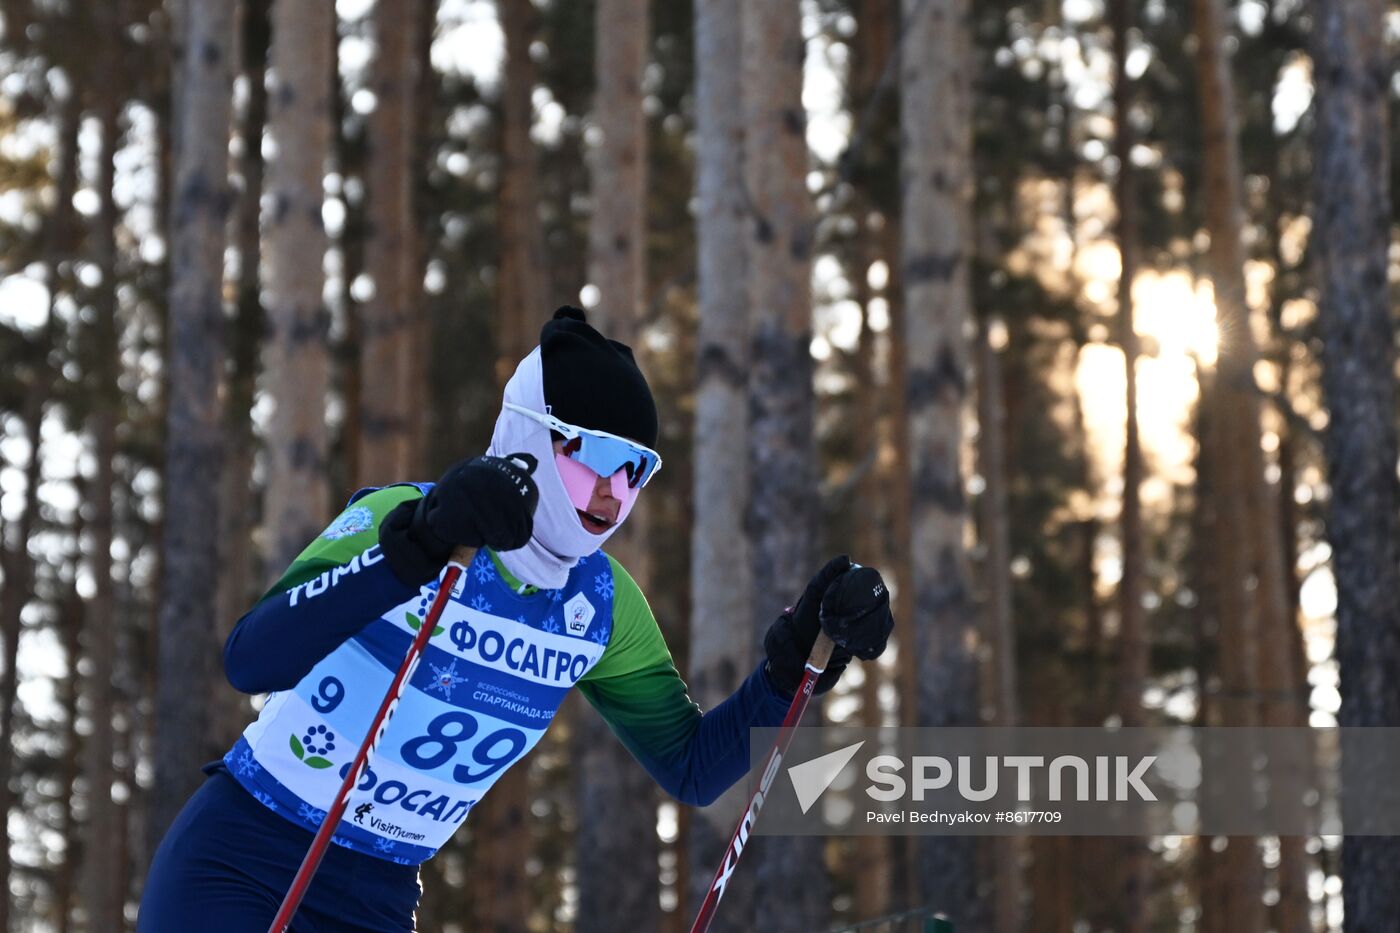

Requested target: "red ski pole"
[
  {"left": 688, "top": 632, "right": 835, "bottom": 933},
  {"left": 267, "top": 548, "right": 471, "bottom": 933}
]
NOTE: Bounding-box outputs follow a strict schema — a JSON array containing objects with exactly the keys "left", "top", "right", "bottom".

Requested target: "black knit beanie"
[{"left": 539, "top": 306, "right": 658, "bottom": 449}]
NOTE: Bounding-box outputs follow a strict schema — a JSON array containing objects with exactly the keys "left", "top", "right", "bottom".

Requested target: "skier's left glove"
[{"left": 763, "top": 555, "right": 894, "bottom": 697}]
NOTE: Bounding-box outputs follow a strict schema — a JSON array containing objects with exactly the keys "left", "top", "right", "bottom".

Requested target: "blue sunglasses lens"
[
  {"left": 511, "top": 403, "right": 660, "bottom": 487},
  {"left": 574, "top": 434, "right": 658, "bottom": 488}
]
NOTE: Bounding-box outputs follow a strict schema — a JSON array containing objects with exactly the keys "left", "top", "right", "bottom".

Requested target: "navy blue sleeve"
[
  {"left": 222, "top": 487, "right": 425, "bottom": 694},
  {"left": 576, "top": 660, "right": 793, "bottom": 807},
  {"left": 665, "top": 663, "right": 792, "bottom": 806},
  {"left": 222, "top": 545, "right": 422, "bottom": 694}
]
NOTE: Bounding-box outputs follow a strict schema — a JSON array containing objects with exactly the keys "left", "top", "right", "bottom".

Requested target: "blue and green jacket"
[{"left": 219, "top": 484, "right": 789, "bottom": 864}]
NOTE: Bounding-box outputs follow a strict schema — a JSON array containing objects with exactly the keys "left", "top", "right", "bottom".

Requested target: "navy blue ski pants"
[{"left": 137, "top": 770, "right": 421, "bottom": 932}]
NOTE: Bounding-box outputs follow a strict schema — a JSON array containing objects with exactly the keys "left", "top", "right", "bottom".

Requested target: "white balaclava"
[{"left": 487, "top": 346, "right": 626, "bottom": 589}]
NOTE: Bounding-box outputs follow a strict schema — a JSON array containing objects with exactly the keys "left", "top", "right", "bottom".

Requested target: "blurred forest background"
[{"left": 0, "top": 0, "right": 1396, "bottom": 930}]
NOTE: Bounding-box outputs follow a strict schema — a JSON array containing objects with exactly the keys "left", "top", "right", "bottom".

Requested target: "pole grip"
[{"left": 807, "top": 631, "right": 836, "bottom": 673}]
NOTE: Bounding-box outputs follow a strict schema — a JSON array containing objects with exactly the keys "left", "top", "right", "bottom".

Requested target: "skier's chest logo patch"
[{"left": 563, "top": 593, "right": 595, "bottom": 636}]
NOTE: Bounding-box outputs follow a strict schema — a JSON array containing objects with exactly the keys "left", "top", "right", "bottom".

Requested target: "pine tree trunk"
[
  {"left": 576, "top": 1, "right": 659, "bottom": 929},
  {"left": 1190, "top": 367, "right": 1228, "bottom": 933},
  {"left": 113, "top": 535, "right": 138, "bottom": 929},
  {"left": 687, "top": 0, "right": 757, "bottom": 922},
  {"left": 495, "top": 0, "right": 548, "bottom": 390},
  {"left": 1194, "top": 0, "right": 1260, "bottom": 926},
  {"left": 1111, "top": 1, "right": 1150, "bottom": 926},
  {"left": 742, "top": 0, "right": 828, "bottom": 928},
  {"left": 1311, "top": 1, "right": 1400, "bottom": 928},
  {"left": 902, "top": 0, "right": 980, "bottom": 925},
  {"left": 852, "top": 232, "right": 893, "bottom": 932},
  {"left": 467, "top": 4, "right": 548, "bottom": 927},
  {"left": 264, "top": 0, "right": 333, "bottom": 569},
  {"left": 850, "top": 126, "right": 892, "bottom": 924},
  {"left": 883, "top": 186, "right": 919, "bottom": 922},
  {"left": 1251, "top": 460, "right": 1311, "bottom": 933},
  {"left": 976, "top": 322, "right": 1023, "bottom": 933},
  {"left": 406, "top": 0, "right": 434, "bottom": 466},
  {"left": 0, "top": 378, "right": 44, "bottom": 933},
  {"left": 585, "top": 0, "right": 647, "bottom": 335},
  {"left": 0, "top": 84, "right": 78, "bottom": 933},
  {"left": 56, "top": 575, "right": 83, "bottom": 933},
  {"left": 84, "top": 86, "right": 125, "bottom": 933},
  {"left": 357, "top": 0, "right": 420, "bottom": 483},
  {"left": 213, "top": 0, "right": 269, "bottom": 756},
  {"left": 975, "top": 326, "right": 1017, "bottom": 732},
  {"left": 152, "top": 0, "right": 235, "bottom": 846},
  {"left": 334, "top": 23, "right": 365, "bottom": 499},
  {"left": 1272, "top": 408, "right": 1315, "bottom": 932},
  {"left": 1193, "top": 0, "right": 1311, "bottom": 927}
]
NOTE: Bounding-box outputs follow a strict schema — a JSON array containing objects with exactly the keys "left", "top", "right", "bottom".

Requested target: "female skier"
[{"left": 138, "top": 307, "right": 893, "bottom": 931}]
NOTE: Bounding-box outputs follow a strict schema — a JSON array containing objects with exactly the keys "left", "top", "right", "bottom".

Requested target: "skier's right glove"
[{"left": 379, "top": 453, "right": 540, "bottom": 586}]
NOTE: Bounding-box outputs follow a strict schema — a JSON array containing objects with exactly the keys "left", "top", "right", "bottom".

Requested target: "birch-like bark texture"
[
  {"left": 901, "top": 0, "right": 979, "bottom": 924},
  {"left": 264, "top": 0, "right": 332, "bottom": 570},
  {"left": 576, "top": 1, "right": 658, "bottom": 928},
  {"left": 687, "top": 0, "right": 757, "bottom": 920},
  {"left": 357, "top": 0, "right": 421, "bottom": 483},
  {"left": 495, "top": 0, "right": 548, "bottom": 390},
  {"left": 153, "top": 0, "right": 235, "bottom": 846},
  {"left": 1311, "top": 1, "right": 1400, "bottom": 928},
  {"left": 742, "top": 0, "right": 828, "bottom": 928}
]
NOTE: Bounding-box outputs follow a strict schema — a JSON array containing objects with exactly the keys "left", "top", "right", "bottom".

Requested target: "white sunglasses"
[{"left": 504, "top": 403, "right": 663, "bottom": 489}]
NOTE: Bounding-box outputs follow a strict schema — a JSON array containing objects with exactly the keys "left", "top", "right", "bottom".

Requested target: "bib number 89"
[{"left": 400, "top": 711, "right": 527, "bottom": 784}]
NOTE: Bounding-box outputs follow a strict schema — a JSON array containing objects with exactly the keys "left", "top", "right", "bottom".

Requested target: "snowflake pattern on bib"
[{"left": 225, "top": 536, "right": 618, "bottom": 866}]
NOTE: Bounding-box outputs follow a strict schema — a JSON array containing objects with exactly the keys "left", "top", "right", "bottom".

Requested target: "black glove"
[
  {"left": 379, "top": 453, "right": 540, "bottom": 586},
  {"left": 818, "top": 563, "right": 894, "bottom": 660},
  {"left": 764, "top": 555, "right": 894, "bottom": 697}
]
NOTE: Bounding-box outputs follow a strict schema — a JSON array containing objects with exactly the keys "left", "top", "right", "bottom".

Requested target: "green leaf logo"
[
  {"left": 405, "top": 612, "right": 443, "bottom": 636},
  {"left": 304, "top": 756, "right": 333, "bottom": 769},
  {"left": 289, "top": 734, "right": 305, "bottom": 760}
]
